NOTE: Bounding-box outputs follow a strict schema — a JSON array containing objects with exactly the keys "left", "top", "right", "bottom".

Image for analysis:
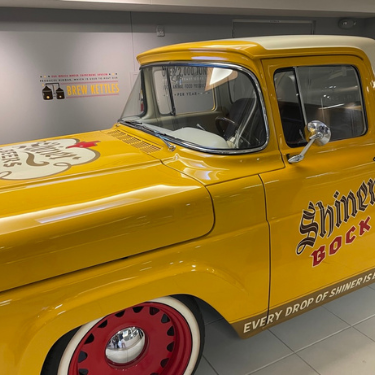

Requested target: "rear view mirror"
[{"left": 288, "top": 121, "right": 331, "bottom": 164}]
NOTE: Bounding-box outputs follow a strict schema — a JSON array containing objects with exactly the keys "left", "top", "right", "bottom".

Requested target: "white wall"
[
  {"left": 0, "top": 9, "right": 134, "bottom": 144},
  {"left": 131, "top": 12, "right": 232, "bottom": 70},
  {"left": 0, "top": 7, "right": 369, "bottom": 144}
]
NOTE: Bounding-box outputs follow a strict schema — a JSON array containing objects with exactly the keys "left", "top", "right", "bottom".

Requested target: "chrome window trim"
[
  {"left": 274, "top": 64, "right": 368, "bottom": 150},
  {"left": 294, "top": 66, "right": 308, "bottom": 126},
  {"left": 137, "top": 62, "right": 270, "bottom": 155}
]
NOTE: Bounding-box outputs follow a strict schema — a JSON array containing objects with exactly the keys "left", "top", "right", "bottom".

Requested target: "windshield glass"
[{"left": 121, "top": 64, "right": 267, "bottom": 153}]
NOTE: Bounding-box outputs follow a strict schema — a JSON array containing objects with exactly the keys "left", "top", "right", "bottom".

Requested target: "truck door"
[{"left": 261, "top": 55, "right": 375, "bottom": 323}]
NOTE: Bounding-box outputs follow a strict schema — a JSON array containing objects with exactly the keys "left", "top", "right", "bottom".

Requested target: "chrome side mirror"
[{"left": 288, "top": 121, "right": 331, "bottom": 164}]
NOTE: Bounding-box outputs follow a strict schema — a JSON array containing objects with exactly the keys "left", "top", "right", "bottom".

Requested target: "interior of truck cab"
[{"left": 121, "top": 64, "right": 268, "bottom": 152}]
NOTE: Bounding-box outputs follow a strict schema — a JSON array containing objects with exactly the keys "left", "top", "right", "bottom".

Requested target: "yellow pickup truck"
[{"left": 2, "top": 35, "right": 375, "bottom": 375}]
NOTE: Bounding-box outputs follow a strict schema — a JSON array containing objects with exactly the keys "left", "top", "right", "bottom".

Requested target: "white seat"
[{"left": 172, "top": 127, "right": 229, "bottom": 149}]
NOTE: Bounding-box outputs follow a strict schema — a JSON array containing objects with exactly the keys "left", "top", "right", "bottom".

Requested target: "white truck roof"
[{"left": 238, "top": 35, "right": 375, "bottom": 71}]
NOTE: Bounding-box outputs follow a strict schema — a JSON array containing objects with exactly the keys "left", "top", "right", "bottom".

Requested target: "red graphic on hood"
[{"left": 67, "top": 141, "right": 100, "bottom": 149}]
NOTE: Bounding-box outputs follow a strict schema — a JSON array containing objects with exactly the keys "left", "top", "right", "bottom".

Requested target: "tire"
[{"left": 42, "top": 296, "right": 204, "bottom": 375}]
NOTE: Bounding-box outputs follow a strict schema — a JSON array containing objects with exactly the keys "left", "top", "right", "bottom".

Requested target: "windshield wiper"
[
  {"left": 118, "top": 119, "right": 176, "bottom": 152},
  {"left": 164, "top": 68, "right": 176, "bottom": 116}
]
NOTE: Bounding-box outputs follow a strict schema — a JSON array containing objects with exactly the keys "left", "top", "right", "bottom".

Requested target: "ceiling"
[{"left": 1, "top": 0, "right": 375, "bottom": 18}]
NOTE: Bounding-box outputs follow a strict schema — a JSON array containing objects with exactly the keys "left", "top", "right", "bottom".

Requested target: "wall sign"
[{"left": 40, "top": 73, "right": 120, "bottom": 100}]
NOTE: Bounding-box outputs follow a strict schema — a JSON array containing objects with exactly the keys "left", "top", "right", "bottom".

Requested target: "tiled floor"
[{"left": 195, "top": 283, "right": 375, "bottom": 375}]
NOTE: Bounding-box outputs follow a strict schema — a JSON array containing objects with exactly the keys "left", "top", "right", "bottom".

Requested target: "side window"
[
  {"left": 274, "top": 70, "right": 306, "bottom": 147},
  {"left": 122, "top": 72, "right": 145, "bottom": 118},
  {"left": 274, "top": 65, "right": 367, "bottom": 147}
]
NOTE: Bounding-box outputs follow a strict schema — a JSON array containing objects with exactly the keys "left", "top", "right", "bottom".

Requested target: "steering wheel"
[{"left": 215, "top": 116, "right": 239, "bottom": 140}]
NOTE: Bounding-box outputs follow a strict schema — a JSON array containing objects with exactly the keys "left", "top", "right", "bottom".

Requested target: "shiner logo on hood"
[
  {"left": 0, "top": 138, "right": 100, "bottom": 180},
  {"left": 296, "top": 180, "right": 374, "bottom": 266}
]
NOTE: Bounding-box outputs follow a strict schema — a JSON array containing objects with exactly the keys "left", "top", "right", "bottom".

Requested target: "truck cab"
[{"left": 1, "top": 35, "right": 375, "bottom": 375}]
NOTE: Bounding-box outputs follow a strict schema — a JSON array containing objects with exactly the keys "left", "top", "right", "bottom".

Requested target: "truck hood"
[{"left": 0, "top": 128, "right": 214, "bottom": 291}]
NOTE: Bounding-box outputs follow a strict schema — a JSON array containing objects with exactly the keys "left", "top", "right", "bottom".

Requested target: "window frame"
[
  {"left": 137, "top": 62, "right": 270, "bottom": 155},
  {"left": 274, "top": 64, "right": 368, "bottom": 148}
]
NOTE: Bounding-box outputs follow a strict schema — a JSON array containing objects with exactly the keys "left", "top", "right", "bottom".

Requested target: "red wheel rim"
[{"left": 68, "top": 302, "right": 193, "bottom": 375}]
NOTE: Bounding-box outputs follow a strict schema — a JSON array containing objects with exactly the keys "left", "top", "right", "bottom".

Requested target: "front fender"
[
  {"left": 0, "top": 245, "right": 251, "bottom": 375},
  {"left": 1, "top": 175, "right": 270, "bottom": 375}
]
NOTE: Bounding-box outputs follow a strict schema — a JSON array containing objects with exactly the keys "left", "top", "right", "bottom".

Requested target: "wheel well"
[
  {"left": 41, "top": 294, "right": 207, "bottom": 375},
  {"left": 41, "top": 327, "right": 78, "bottom": 375}
]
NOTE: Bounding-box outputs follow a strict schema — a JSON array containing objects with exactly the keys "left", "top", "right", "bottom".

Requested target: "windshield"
[{"left": 121, "top": 64, "right": 268, "bottom": 153}]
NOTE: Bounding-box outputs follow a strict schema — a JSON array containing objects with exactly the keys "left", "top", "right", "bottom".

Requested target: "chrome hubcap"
[{"left": 105, "top": 327, "right": 145, "bottom": 364}]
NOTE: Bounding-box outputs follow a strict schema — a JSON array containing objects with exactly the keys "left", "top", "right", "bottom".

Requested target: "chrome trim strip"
[
  {"left": 135, "top": 62, "right": 270, "bottom": 155},
  {"left": 294, "top": 66, "right": 308, "bottom": 126}
]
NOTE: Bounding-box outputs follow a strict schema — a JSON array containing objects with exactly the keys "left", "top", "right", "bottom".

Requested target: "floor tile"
[
  {"left": 203, "top": 319, "right": 292, "bottom": 375},
  {"left": 298, "top": 327, "right": 375, "bottom": 375},
  {"left": 270, "top": 306, "right": 349, "bottom": 351},
  {"left": 195, "top": 356, "right": 218, "bottom": 375},
  {"left": 323, "top": 286, "right": 375, "bottom": 325},
  {"left": 355, "top": 315, "right": 375, "bottom": 341},
  {"left": 250, "top": 354, "right": 319, "bottom": 375},
  {"left": 198, "top": 285, "right": 375, "bottom": 375}
]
